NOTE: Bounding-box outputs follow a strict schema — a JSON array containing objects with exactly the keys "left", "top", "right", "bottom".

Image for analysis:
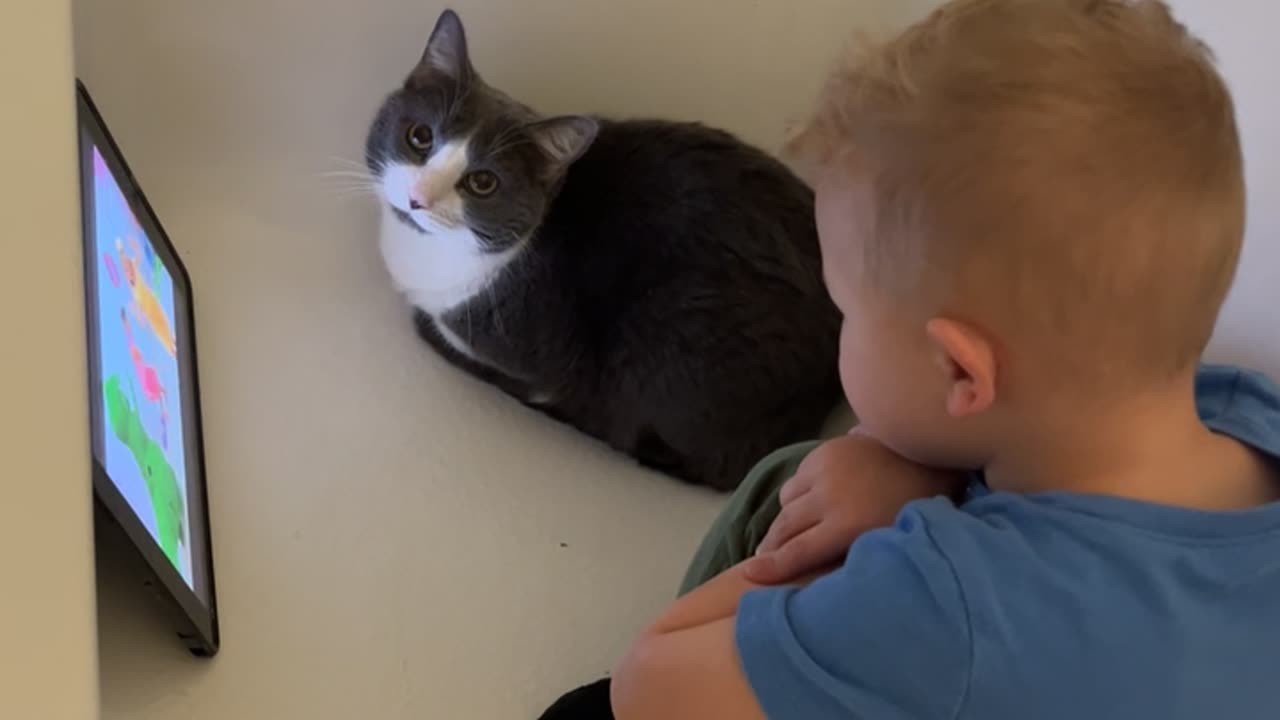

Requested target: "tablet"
[{"left": 76, "top": 80, "right": 219, "bottom": 657}]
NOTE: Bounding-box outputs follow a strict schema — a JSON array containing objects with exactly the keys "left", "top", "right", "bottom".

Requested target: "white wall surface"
[
  {"left": 1168, "top": 0, "right": 1280, "bottom": 377},
  {"left": 72, "top": 1, "right": 1278, "bottom": 719},
  {"left": 0, "top": 1, "right": 102, "bottom": 719}
]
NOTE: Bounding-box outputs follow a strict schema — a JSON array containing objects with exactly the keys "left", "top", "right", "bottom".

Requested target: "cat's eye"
[
  {"left": 463, "top": 170, "right": 500, "bottom": 197},
  {"left": 405, "top": 124, "right": 434, "bottom": 154}
]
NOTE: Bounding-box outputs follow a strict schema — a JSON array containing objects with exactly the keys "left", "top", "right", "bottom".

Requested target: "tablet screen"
[
  {"left": 84, "top": 143, "right": 207, "bottom": 600},
  {"left": 78, "top": 82, "right": 217, "bottom": 655}
]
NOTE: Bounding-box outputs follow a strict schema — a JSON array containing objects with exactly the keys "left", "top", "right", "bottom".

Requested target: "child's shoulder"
[
  {"left": 849, "top": 489, "right": 1280, "bottom": 719},
  {"left": 1196, "top": 364, "right": 1280, "bottom": 454}
]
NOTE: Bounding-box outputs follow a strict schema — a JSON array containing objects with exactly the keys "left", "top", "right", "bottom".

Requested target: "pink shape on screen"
[{"left": 103, "top": 253, "right": 121, "bottom": 287}]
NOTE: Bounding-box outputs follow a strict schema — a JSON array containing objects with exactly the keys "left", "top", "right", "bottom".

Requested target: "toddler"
[{"left": 544, "top": 1, "right": 1280, "bottom": 718}]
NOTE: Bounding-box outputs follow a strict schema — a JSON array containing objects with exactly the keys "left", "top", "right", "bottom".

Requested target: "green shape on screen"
[{"left": 103, "top": 374, "right": 186, "bottom": 569}]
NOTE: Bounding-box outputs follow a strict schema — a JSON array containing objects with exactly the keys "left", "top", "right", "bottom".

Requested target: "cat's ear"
[
  {"left": 527, "top": 116, "right": 599, "bottom": 174},
  {"left": 419, "top": 9, "right": 473, "bottom": 81}
]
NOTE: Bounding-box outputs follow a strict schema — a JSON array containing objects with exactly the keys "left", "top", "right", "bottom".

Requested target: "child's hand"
[{"left": 743, "top": 432, "right": 966, "bottom": 585}]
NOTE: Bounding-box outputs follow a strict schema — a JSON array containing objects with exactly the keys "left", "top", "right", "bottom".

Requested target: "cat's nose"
[{"left": 409, "top": 198, "right": 424, "bottom": 210}]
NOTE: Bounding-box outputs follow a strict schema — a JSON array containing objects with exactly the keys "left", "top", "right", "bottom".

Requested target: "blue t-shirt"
[{"left": 737, "top": 364, "right": 1280, "bottom": 719}]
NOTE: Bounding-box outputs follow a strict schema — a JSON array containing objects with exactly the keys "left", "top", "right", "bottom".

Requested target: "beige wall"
[
  {"left": 67, "top": 1, "right": 1280, "bottom": 719},
  {"left": 0, "top": 1, "right": 101, "bottom": 719}
]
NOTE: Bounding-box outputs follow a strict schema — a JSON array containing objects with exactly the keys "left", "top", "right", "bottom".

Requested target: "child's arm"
[
  {"left": 645, "top": 563, "right": 761, "bottom": 635},
  {"left": 611, "top": 564, "right": 767, "bottom": 720},
  {"left": 611, "top": 617, "right": 762, "bottom": 720},
  {"left": 647, "top": 561, "right": 835, "bottom": 636},
  {"left": 744, "top": 431, "right": 967, "bottom": 584},
  {"left": 613, "top": 502, "right": 973, "bottom": 720},
  {"left": 612, "top": 435, "right": 966, "bottom": 719},
  {"left": 612, "top": 562, "right": 834, "bottom": 720}
]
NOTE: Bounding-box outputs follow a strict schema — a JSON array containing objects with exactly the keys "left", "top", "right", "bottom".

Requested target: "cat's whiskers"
[
  {"left": 318, "top": 181, "right": 383, "bottom": 197},
  {"left": 325, "top": 155, "right": 382, "bottom": 175},
  {"left": 323, "top": 190, "right": 382, "bottom": 203},
  {"left": 318, "top": 159, "right": 384, "bottom": 200},
  {"left": 317, "top": 175, "right": 383, "bottom": 200},
  {"left": 327, "top": 155, "right": 375, "bottom": 167},
  {"left": 319, "top": 174, "right": 382, "bottom": 189},
  {"left": 321, "top": 183, "right": 383, "bottom": 192}
]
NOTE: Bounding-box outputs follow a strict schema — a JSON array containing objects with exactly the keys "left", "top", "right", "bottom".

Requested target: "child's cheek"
[{"left": 837, "top": 321, "right": 866, "bottom": 409}]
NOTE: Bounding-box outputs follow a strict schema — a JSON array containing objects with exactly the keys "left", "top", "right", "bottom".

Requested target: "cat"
[{"left": 364, "top": 9, "right": 841, "bottom": 491}]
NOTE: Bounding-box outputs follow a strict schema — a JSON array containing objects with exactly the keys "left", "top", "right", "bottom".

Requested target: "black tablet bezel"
[{"left": 76, "top": 79, "right": 220, "bottom": 657}]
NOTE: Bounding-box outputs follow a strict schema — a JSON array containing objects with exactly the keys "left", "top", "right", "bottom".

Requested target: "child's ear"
[{"left": 925, "top": 317, "right": 997, "bottom": 418}]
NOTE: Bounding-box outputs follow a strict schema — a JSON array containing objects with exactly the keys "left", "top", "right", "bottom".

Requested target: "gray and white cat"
[{"left": 365, "top": 9, "right": 841, "bottom": 491}]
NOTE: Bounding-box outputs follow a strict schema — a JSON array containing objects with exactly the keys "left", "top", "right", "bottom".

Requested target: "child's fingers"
[
  {"left": 755, "top": 492, "right": 823, "bottom": 556},
  {"left": 778, "top": 470, "right": 817, "bottom": 506},
  {"left": 744, "top": 525, "right": 837, "bottom": 585}
]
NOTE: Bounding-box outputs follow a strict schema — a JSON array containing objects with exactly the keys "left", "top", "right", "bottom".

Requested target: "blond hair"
[{"left": 792, "top": 0, "right": 1245, "bottom": 383}]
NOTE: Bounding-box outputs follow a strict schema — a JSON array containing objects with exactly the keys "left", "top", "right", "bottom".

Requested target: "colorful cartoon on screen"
[{"left": 92, "top": 146, "right": 193, "bottom": 587}]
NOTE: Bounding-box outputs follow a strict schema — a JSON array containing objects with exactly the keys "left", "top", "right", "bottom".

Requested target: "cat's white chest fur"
[
  {"left": 378, "top": 204, "right": 500, "bottom": 314},
  {"left": 377, "top": 204, "right": 518, "bottom": 359}
]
